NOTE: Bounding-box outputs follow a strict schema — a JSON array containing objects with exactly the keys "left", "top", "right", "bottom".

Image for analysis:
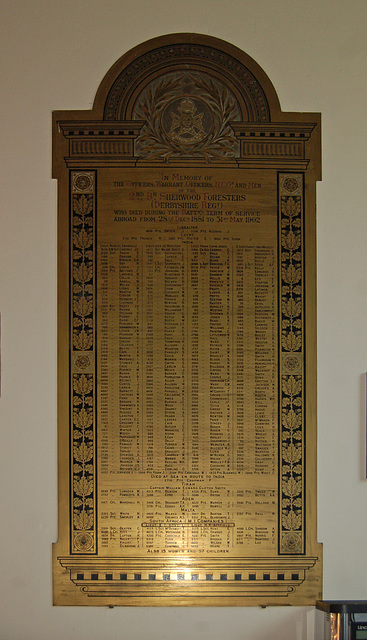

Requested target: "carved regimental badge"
[
  {"left": 133, "top": 71, "right": 241, "bottom": 160},
  {"left": 165, "top": 97, "right": 208, "bottom": 145}
]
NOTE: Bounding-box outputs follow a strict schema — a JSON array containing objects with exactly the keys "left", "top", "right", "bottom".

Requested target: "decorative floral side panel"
[
  {"left": 70, "top": 171, "right": 97, "bottom": 554},
  {"left": 279, "top": 173, "right": 304, "bottom": 555}
]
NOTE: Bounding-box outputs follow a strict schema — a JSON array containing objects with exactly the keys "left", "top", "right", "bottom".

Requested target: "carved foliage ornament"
[{"left": 132, "top": 71, "right": 241, "bottom": 161}]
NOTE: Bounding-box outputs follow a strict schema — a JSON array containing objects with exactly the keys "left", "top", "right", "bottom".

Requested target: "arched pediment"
[
  {"left": 56, "top": 34, "right": 318, "bottom": 170},
  {"left": 88, "top": 34, "right": 284, "bottom": 163},
  {"left": 97, "top": 35, "right": 281, "bottom": 123}
]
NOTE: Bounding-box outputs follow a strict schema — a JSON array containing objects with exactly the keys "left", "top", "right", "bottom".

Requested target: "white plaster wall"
[{"left": 1, "top": 1, "right": 367, "bottom": 638}]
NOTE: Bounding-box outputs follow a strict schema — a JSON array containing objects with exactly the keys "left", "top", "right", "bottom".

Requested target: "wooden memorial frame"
[{"left": 53, "top": 33, "right": 322, "bottom": 606}]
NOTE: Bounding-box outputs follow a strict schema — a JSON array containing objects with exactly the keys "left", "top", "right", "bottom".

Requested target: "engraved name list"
[{"left": 96, "top": 168, "right": 277, "bottom": 558}]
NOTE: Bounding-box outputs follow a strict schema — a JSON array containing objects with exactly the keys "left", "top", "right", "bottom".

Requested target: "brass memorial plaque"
[{"left": 53, "top": 34, "right": 322, "bottom": 605}]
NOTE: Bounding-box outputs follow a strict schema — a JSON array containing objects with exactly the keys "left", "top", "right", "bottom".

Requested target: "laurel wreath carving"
[
  {"left": 133, "top": 72, "right": 240, "bottom": 161},
  {"left": 280, "top": 191, "right": 304, "bottom": 553}
]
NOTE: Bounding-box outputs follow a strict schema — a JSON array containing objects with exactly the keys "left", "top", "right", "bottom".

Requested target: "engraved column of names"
[
  {"left": 119, "top": 246, "right": 140, "bottom": 472},
  {"left": 142, "top": 245, "right": 154, "bottom": 471},
  {"left": 187, "top": 245, "right": 199, "bottom": 471},
  {"left": 98, "top": 244, "right": 141, "bottom": 475},
  {"left": 163, "top": 246, "right": 185, "bottom": 473},
  {"left": 209, "top": 246, "right": 231, "bottom": 472},
  {"left": 254, "top": 246, "right": 276, "bottom": 475},
  {"left": 234, "top": 246, "right": 246, "bottom": 472}
]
